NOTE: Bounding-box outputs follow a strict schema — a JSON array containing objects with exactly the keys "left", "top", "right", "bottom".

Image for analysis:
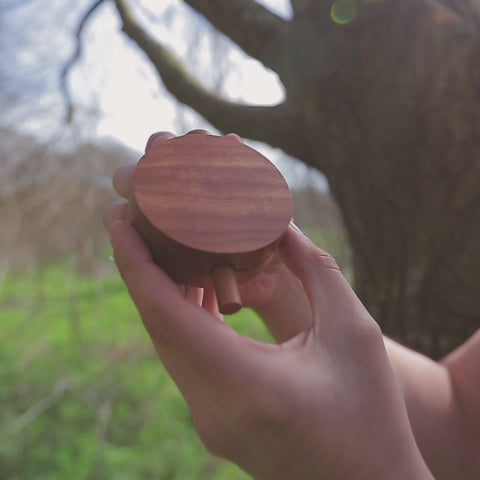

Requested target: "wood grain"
[{"left": 127, "top": 133, "right": 293, "bottom": 313}]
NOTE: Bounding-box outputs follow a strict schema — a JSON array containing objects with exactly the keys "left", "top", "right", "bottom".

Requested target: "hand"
[
  {"left": 104, "top": 134, "right": 433, "bottom": 479},
  {"left": 107, "top": 131, "right": 305, "bottom": 322}
]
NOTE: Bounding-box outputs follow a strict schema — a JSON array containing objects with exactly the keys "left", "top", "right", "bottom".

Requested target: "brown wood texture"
[
  {"left": 127, "top": 132, "right": 293, "bottom": 313},
  {"left": 212, "top": 265, "right": 242, "bottom": 315}
]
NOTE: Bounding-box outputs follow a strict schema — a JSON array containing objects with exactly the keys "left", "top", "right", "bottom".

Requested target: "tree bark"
[{"left": 112, "top": 0, "right": 480, "bottom": 358}]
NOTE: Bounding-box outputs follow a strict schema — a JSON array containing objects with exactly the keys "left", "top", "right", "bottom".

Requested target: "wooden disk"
[{"left": 127, "top": 132, "right": 293, "bottom": 313}]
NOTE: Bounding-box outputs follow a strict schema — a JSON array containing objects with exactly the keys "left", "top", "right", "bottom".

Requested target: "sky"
[
  {"left": 1, "top": 0, "right": 326, "bottom": 189},
  {"left": 90, "top": 0, "right": 290, "bottom": 151}
]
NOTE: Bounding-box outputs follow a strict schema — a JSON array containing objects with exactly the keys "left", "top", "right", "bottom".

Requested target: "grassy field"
[
  {"left": 0, "top": 225, "right": 350, "bottom": 479},
  {"left": 0, "top": 263, "right": 276, "bottom": 480}
]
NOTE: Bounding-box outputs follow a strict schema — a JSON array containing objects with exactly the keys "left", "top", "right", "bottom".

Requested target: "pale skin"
[{"left": 104, "top": 131, "right": 479, "bottom": 480}]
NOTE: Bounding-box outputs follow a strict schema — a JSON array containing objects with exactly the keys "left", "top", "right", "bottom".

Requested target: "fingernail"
[
  {"left": 225, "top": 133, "right": 243, "bottom": 144},
  {"left": 145, "top": 132, "right": 174, "bottom": 152},
  {"left": 108, "top": 219, "right": 126, "bottom": 235},
  {"left": 186, "top": 129, "right": 210, "bottom": 135}
]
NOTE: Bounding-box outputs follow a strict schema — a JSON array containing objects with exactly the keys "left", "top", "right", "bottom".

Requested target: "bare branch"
[
  {"left": 60, "top": 0, "right": 106, "bottom": 124},
  {"left": 113, "top": 0, "right": 306, "bottom": 157},
  {"left": 183, "top": 0, "right": 289, "bottom": 73},
  {"left": 10, "top": 378, "right": 70, "bottom": 433}
]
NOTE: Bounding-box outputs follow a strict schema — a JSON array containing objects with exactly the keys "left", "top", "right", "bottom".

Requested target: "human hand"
[{"left": 104, "top": 158, "right": 433, "bottom": 479}]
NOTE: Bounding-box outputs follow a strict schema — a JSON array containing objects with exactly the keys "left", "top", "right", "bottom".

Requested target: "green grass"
[
  {"left": 0, "top": 227, "right": 351, "bottom": 479},
  {"left": 1, "top": 264, "right": 272, "bottom": 480}
]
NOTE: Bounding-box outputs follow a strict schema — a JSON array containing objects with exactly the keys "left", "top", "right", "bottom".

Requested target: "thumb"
[{"left": 280, "top": 225, "right": 370, "bottom": 337}]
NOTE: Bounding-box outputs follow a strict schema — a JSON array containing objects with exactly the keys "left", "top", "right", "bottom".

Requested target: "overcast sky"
[
  {"left": 1, "top": 0, "right": 326, "bottom": 189},
  {"left": 2, "top": 0, "right": 289, "bottom": 144}
]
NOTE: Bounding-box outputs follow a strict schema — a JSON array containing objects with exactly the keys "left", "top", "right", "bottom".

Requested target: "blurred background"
[{"left": 1, "top": 0, "right": 479, "bottom": 478}]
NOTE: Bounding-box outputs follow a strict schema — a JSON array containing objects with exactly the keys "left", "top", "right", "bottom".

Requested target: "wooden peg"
[{"left": 211, "top": 265, "right": 242, "bottom": 315}]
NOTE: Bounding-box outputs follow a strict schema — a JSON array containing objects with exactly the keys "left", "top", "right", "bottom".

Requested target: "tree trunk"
[
  {"left": 111, "top": 0, "right": 480, "bottom": 358},
  {"left": 309, "top": 1, "right": 480, "bottom": 358}
]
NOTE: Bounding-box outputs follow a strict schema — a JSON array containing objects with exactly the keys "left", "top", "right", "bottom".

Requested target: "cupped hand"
[
  {"left": 104, "top": 218, "right": 431, "bottom": 480},
  {"left": 103, "top": 132, "right": 433, "bottom": 479},
  {"left": 106, "top": 131, "right": 310, "bottom": 341}
]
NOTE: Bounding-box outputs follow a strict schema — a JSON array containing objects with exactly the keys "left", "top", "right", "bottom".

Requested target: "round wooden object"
[{"left": 127, "top": 132, "right": 293, "bottom": 314}]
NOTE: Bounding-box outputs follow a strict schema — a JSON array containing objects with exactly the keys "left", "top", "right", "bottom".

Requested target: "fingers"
[
  {"left": 186, "top": 129, "right": 211, "bottom": 136},
  {"left": 105, "top": 129, "right": 265, "bottom": 396},
  {"left": 225, "top": 133, "right": 243, "bottom": 144},
  {"left": 183, "top": 130, "right": 242, "bottom": 145},
  {"left": 112, "top": 165, "right": 135, "bottom": 199},
  {"left": 112, "top": 132, "right": 175, "bottom": 199},
  {"left": 202, "top": 288, "right": 223, "bottom": 320},
  {"left": 184, "top": 285, "right": 204, "bottom": 306},
  {"left": 112, "top": 131, "right": 242, "bottom": 199},
  {"left": 106, "top": 218, "right": 190, "bottom": 336},
  {"left": 104, "top": 202, "right": 203, "bottom": 308},
  {"left": 103, "top": 201, "right": 127, "bottom": 228},
  {"left": 107, "top": 218, "right": 257, "bottom": 395},
  {"left": 280, "top": 225, "right": 369, "bottom": 338},
  {"left": 145, "top": 131, "right": 175, "bottom": 152},
  {"left": 280, "top": 225, "right": 343, "bottom": 311}
]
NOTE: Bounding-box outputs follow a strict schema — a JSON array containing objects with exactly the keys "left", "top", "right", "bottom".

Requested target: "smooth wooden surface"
[
  {"left": 127, "top": 132, "right": 293, "bottom": 313},
  {"left": 211, "top": 265, "right": 242, "bottom": 315}
]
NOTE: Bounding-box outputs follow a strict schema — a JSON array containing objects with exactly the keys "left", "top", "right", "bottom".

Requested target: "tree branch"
[
  {"left": 113, "top": 0, "right": 308, "bottom": 158},
  {"left": 183, "top": 0, "right": 289, "bottom": 74},
  {"left": 60, "top": 0, "right": 106, "bottom": 123},
  {"left": 10, "top": 378, "right": 70, "bottom": 433}
]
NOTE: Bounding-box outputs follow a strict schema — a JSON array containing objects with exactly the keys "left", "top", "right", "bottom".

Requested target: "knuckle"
[
  {"left": 311, "top": 248, "right": 340, "bottom": 271},
  {"left": 145, "top": 132, "right": 175, "bottom": 151}
]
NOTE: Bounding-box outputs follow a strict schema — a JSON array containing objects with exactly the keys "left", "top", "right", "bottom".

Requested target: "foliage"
[{"left": 0, "top": 264, "right": 274, "bottom": 480}]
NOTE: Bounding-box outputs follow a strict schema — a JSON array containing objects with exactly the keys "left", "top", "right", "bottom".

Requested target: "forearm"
[{"left": 382, "top": 338, "right": 477, "bottom": 479}]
